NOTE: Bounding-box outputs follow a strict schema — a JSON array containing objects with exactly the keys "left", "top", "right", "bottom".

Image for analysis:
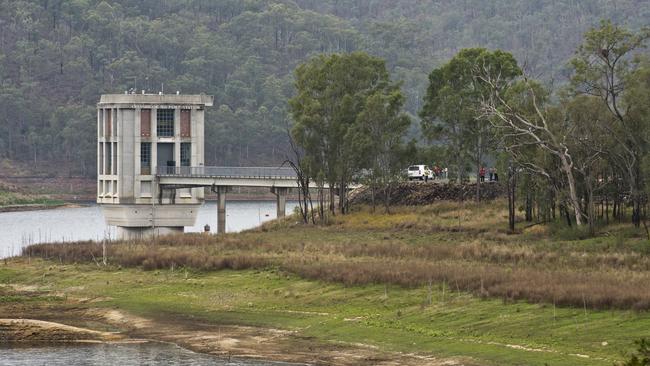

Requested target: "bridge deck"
[
  {"left": 157, "top": 166, "right": 297, "bottom": 179},
  {"left": 155, "top": 166, "right": 355, "bottom": 189},
  {"left": 156, "top": 166, "right": 305, "bottom": 188}
]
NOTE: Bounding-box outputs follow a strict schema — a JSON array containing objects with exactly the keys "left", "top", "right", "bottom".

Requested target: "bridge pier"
[
  {"left": 215, "top": 186, "right": 230, "bottom": 234},
  {"left": 271, "top": 187, "right": 289, "bottom": 218}
]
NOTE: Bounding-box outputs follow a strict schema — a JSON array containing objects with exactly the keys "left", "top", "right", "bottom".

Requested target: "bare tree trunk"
[
  {"left": 631, "top": 162, "right": 642, "bottom": 227},
  {"left": 586, "top": 175, "right": 595, "bottom": 235},
  {"left": 384, "top": 183, "right": 392, "bottom": 214},
  {"left": 507, "top": 165, "right": 516, "bottom": 233},
  {"left": 339, "top": 177, "right": 347, "bottom": 215},
  {"left": 525, "top": 190, "right": 533, "bottom": 222},
  {"left": 476, "top": 134, "right": 482, "bottom": 203},
  {"left": 562, "top": 203, "right": 572, "bottom": 227},
  {"left": 560, "top": 155, "right": 584, "bottom": 226}
]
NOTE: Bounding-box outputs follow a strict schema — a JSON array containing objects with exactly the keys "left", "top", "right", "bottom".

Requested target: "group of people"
[
  {"left": 431, "top": 165, "right": 446, "bottom": 180},
  {"left": 479, "top": 167, "right": 499, "bottom": 182}
]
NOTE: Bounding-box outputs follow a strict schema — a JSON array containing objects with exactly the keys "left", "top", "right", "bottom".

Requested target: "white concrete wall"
[{"left": 97, "top": 94, "right": 211, "bottom": 231}]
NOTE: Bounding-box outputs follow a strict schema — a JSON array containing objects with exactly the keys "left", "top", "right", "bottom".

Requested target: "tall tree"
[
  {"left": 353, "top": 89, "right": 411, "bottom": 213},
  {"left": 569, "top": 20, "right": 650, "bottom": 227},
  {"left": 289, "top": 52, "right": 398, "bottom": 214},
  {"left": 479, "top": 77, "right": 587, "bottom": 226},
  {"left": 420, "top": 48, "right": 520, "bottom": 202}
]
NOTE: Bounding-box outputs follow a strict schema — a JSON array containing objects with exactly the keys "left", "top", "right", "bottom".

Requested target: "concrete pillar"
[
  {"left": 116, "top": 226, "right": 183, "bottom": 240},
  {"left": 217, "top": 186, "right": 228, "bottom": 234},
  {"left": 272, "top": 187, "right": 289, "bottom": 218}
]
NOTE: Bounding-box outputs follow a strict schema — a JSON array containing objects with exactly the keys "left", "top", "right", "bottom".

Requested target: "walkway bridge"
[
  {"left": 157, "top": 166, "right": 301, "bottom": 189},
  {"left": 156, "top": 166, "right": 340, "bottom": 234}
]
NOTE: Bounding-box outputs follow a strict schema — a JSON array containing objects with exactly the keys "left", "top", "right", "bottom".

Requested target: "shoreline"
[
  {"left": 0, "top": 196, "right": 301, "bottom": 214},
  {"left": 0, "top": 310, "right": 460, "bottom": 366},
  {"left": 0, "top": 203, "right": 75, "bottom": 213}
]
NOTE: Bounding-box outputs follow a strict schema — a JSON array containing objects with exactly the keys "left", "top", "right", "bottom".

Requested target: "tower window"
[
  {"left": 180, "top": 143, "right": 191, "bottom": 167},
  {"left": 105, "top": 143, "right": 112, "bottom": 175},
  {"left": 180, "top": 110, "right": 191, "bottom": 137},
  {"left": 141, "top": 109, "right": 151, "bottom": 137},
  {"left": 140, "top": 142, "right": 151, "bottom": 175},
  {"left": 157, "top": 109, "right": 174, "bottom": 137}
]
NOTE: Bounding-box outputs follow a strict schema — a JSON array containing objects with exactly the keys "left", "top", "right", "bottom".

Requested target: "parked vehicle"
[{"left": 407, "top": 165, "right": 433, "bottom": 181}]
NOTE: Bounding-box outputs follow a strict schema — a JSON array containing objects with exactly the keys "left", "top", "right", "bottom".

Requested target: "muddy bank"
[
  {"left": 0, "top": 305, "right": 469, "bottom": 366},
  {"left": 0, "top": 203, "right": 82, "bottom": 213},
  {"left": 0, "top": 318, "right": 124, "bottom": 343}
]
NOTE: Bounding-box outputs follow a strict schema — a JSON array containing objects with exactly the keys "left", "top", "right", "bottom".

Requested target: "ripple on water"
[{"left": 0, "top": 342, "right": 300, "bottom": 366}]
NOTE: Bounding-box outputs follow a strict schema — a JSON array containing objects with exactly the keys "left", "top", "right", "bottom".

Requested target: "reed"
[{"left": 23, "top": 201, "right": 650, "bottom": 310}]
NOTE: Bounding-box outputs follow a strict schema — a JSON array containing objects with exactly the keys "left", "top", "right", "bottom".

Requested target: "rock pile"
[{"left": 350, "top": 181, "right": 505, "bottom": 206}]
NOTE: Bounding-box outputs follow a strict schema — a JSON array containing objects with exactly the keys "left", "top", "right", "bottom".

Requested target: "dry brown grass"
[{"left": 22, "top": 201, "right": 650, "bottom": 310}]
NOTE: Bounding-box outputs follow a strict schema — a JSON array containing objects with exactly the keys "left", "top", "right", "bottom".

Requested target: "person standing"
[{"left": 479, "top": 166, "right": 486, "bottom": 182}]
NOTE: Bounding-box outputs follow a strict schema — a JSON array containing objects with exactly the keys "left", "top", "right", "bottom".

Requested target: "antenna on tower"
[{"left": 128, "top": 76, "right": 137, "bottom": 93}]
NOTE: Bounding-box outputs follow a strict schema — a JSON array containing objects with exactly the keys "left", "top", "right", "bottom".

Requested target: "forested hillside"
[{"left": 0, "top": 0, "right": 647, "bottom": 177}]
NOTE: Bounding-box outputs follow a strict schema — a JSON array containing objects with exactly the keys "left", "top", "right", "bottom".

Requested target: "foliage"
[
  {"left": 476, "top": 21, "right": 649, "bottom": 232},
  {"left": 619, "top": 339, "right": 650, "bottom": 366},
  {"left": 420, "top": 48, "right": 520, "bottom": 185},
  {"left": 568, "top": 20, "right": 650, "bottom": 227},
  {"left": 0, "top": 1, "right": 647, "bottom": 176},
  {"left": 352, "top": 90, "right": 412, "bottom": 212},
  {"left": 289, "top": 52, "right": 408, "bottom": 214}
]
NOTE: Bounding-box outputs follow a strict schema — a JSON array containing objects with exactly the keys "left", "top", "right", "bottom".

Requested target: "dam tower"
[{"left": 96, "top": 93, "right": 213, "bottom": 239}]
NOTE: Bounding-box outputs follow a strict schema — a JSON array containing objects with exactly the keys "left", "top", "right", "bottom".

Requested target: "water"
[
  {"left": 0, "top": 342, "right": 299, "bottom": 365},
  {"left": 0, "top": 201, "right": 297, "bottom": 258}
]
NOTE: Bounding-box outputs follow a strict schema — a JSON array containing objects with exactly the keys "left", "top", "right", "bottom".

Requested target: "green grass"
[
  {"left": 1, "top": 260, "right": 645, "bottom": 366},
  {"left": 12, "top": 201, "right": 650, "bottom": 365},
  {"left": 0, "top": 189, "right": 64, "bottom": 207}
]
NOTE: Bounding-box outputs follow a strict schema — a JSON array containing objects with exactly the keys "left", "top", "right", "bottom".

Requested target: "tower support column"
[
  {"left": 272, "top": 187, "right": 289, "bottom": 218},
  {"left": 216, "top": 186, "right": 229, "bottom": 234}
]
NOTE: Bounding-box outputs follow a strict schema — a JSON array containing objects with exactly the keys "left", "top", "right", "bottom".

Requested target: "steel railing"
[{"left": 156, "top": 166, "right": 297, "bottom": 179}]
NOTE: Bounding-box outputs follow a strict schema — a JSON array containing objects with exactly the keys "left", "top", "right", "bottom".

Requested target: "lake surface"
[
  {"left": 0, "top": 342, "right": 299, "bottom": 365},
  {"left": 0, "top": 201, "right": 297, "bottom": 258}
]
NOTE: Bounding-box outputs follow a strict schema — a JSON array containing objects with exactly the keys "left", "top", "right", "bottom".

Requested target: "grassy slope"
[
  {"left": 0, "top": 262, "right": 644, "bottom": 366},
  {"left": 0, "top": 189, "right": 64, "bottom": 207},
  {"left": 0, "top": 178, "right": 64, "bottom": 207},
  {"left": 4, "top": 202, "right": 650, "bottom": 365}
]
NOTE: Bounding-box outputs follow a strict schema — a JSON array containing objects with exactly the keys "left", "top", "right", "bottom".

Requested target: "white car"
[{"left": 408, "top": 165, "right": 433, "bottom": 181}]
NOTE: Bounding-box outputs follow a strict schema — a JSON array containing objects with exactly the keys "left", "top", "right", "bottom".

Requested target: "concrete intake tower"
[{"left": 97, "top": 93, "right": 214, "bottom": 239}]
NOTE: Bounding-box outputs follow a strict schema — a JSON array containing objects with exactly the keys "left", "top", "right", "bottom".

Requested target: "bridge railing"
[{"left": 156, "top": 166, "right": 297, "bottom": 179}]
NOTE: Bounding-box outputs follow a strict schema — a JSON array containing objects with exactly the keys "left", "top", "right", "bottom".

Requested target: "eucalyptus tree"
[
  {"left": 569, "top": 20, "right": 650, "bottom": 227},
  {"left": 479, "top": 77, "right": 587, "bottom": 226},
  {"left": 420, "top": 48, "right": 520, "bottom": 201},
  {"left": 563, "top": 95, "right": 612, "bottom": 233},
  {"left": 352, "top": 89, "right": 411, "bottom": 213},
  {"left": 289, "top": 52, "right": 400, "bottom": 214}
]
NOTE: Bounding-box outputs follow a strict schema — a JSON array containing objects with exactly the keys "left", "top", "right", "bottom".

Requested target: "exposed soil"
[
  {"left": 0, "top": 318, "right": 124, "bottom": 343},
  {"left": 0, "top": 295, "right": 473, "bottom": 366},
  {"left": 0, "top": 203, "right": 84, "bottom": 213}
]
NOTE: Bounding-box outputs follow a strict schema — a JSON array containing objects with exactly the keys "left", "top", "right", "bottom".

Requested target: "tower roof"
[{"left": 98, "top": 94, "right": 213, "bottom": 107}]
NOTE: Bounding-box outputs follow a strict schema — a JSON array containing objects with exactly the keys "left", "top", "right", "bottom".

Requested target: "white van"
[{"left": 408, "top": 165, "right": 433, "bottom": 181}]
